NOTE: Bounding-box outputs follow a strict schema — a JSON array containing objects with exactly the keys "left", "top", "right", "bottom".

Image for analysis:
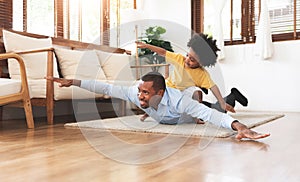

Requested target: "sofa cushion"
[
  {"left": 54, "top": 84, "right": 107, "bottom": 100},
  {"left": 2, "top": 30, "right": 59, "bottom": 80},
  {"left": 54, "top": 48, "right": 106, "bottom": 80},
  {"left": 0, "top": 78, "right": 22, "bottom": 97},
  {"left": 95, "top": 50, "right": 135, "bottom": 81}
]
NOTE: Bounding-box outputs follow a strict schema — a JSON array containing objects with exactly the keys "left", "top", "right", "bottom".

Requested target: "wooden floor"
[{"left": 0, "top": 112, "right": 299, "bottom": 182}]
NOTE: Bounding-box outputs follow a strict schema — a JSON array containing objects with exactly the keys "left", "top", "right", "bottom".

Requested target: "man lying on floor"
[{"left": 46, "top": 72, "right": 270, "bottom": 140}]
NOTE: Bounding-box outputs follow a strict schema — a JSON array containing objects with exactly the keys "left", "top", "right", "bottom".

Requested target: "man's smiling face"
[{"left": 137, "top": 81, "right": 163, "bottom": 109}]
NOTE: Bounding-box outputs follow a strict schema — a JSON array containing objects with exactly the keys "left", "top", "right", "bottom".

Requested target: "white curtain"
[
  {"left": 212, "top": 0, "right": 227, "bottom": 60},
  {"left": 255, "top": 0, "right": 273, "bottom": 60}
]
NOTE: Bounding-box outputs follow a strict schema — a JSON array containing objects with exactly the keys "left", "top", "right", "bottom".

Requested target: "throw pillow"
[
  {"left": 95, "top": 50, "right": 135, "bottom": 81},
  {"left": 54, "top": 48, "right": 106, "bottom": 80}
]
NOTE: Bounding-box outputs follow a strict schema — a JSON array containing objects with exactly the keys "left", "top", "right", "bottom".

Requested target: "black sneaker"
[{"left": 231, "top": 88, "right": 248, "bottom": 106}]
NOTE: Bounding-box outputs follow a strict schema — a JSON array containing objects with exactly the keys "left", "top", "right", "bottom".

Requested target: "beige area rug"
[{"left": 64, "top": 112, "right": 284, "bottom": 138}]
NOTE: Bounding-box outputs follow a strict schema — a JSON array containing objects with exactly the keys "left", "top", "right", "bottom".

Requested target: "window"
[
  {"left": 12, "top": 0, "right": 22, "bottom": 30},
  {"left": 81, "top": 0, "right": 101, "bottom": 43},
  {"left": 68, "top": 0, "right": 81, "bottom": 41},
  {"left": 10, "top": 0, "right": 136, "bottom": 45},
  {"left": 13, "top": 0, "right": 55, "bottom": 36},
  {"left": 266, "top": 0, "right": 300, "bottom": 41},
  {"left": 192, "top": 0, "right": 300, "bottom": 45},
  {"left": 267, "top": 0, "right": 296, "bottom": 34},
  {"left": 109, "top": 0, "right": 135, "bottom": 47},
  {"left": 67, "top": 0, "right": 101, "bottom": 43},
  {"left": 27, "top": 0, "right": 55, "bottom": 36},
  {"left": 203, "top": 0, "right": 242, "bottom": 41}
]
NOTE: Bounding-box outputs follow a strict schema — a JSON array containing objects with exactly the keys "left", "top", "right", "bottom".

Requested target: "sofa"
[{"left": 0, "top": 29, "right": 137, "bottom": 125}]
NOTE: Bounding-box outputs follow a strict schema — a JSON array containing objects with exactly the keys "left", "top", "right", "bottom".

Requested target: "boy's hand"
[
  {"left": 135, "top": 41, "right": 148, "bottom": 49},
  {"left": 225, "top": 103, "right": 236, "bottom": 113},
  {"left": 220, "top": 102, "right": 236, "bottom": 113},
  {"left": 135, "top": 41, "right": 166, "bottom": 57}
]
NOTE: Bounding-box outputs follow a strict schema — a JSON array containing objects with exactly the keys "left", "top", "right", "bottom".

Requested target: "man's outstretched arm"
[
  {"left": 181, "top": 98, "right": 270, "bottom": 140},
  {"left": 46, "top": 77, "right": 112, "bottom": 95},
  {"left": 46, "top": 76, "right": 138, "bottom": 104}
]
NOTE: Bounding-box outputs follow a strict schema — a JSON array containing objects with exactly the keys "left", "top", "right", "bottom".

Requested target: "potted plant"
[{"left": 138, "top": 26, "right": 174, "bottom": 72}]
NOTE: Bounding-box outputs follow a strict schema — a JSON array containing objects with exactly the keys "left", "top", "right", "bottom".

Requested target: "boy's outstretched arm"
[{"left": 136, "top": 41, "right": 167, "bottom": 57}]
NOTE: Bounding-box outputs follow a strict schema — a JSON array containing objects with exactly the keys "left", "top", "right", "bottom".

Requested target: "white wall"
[{"left": 219, "top": 41, "right": 300, "bottom": 112}]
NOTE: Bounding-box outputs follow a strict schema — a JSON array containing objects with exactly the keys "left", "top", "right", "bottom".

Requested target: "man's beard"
[
  {"left": 148, "top": 95, "right": 162, "bottom": 110},
  {"left": 139, "top": 99, "right": 149, "bottom": 109}
]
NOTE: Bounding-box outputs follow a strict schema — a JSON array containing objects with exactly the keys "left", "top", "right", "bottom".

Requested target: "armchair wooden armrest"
[
  {"left": 0, "top": 53, "right": 34, "bottom": 128},
  {"left": 11, "top": 48, "right": 55, "bottom": 125}
]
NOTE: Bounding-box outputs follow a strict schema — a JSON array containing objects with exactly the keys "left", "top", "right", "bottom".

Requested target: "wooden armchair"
[{"left": 0, "top": 53, "right": 34, "bottom": 128}]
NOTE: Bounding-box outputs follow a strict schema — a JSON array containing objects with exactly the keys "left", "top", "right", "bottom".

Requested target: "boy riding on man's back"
[{"left": 136, "top": 33, "right": 248, "bottom": 122}]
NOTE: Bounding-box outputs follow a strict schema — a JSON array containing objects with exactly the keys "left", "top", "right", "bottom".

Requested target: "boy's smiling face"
[{"left": 184, "top": 48, "right": 201, "bottom": 69}]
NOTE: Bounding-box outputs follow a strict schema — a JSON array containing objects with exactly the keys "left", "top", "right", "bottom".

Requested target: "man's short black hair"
[
  {"left": 141, "top": 72, "right": 166, "bottom": 92},
  {"left": 187, "top": 33, "right": 220, "bottom": 67}
]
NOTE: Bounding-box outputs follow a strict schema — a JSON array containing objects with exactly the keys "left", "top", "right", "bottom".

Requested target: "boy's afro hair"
[{"left": 187, "top": 33, "right": 220, "bottom": 67}]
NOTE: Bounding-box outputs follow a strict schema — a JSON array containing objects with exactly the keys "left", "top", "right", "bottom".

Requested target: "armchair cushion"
[{"left": 0, "top": 78, "right": 21, "bottom": 96}]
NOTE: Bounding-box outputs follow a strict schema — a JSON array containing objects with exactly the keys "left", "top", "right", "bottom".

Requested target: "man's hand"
[
  {"left": 45, "top": 77, "right": 80, "bottom": 87},
  {"left": 231, "top": 121, "right": 270, "bottom": 140}
]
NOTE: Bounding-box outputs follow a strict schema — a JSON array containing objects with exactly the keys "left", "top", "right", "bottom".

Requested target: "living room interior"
[{"left": 0, "top": 0, "right": 299, "bottom": 181}]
